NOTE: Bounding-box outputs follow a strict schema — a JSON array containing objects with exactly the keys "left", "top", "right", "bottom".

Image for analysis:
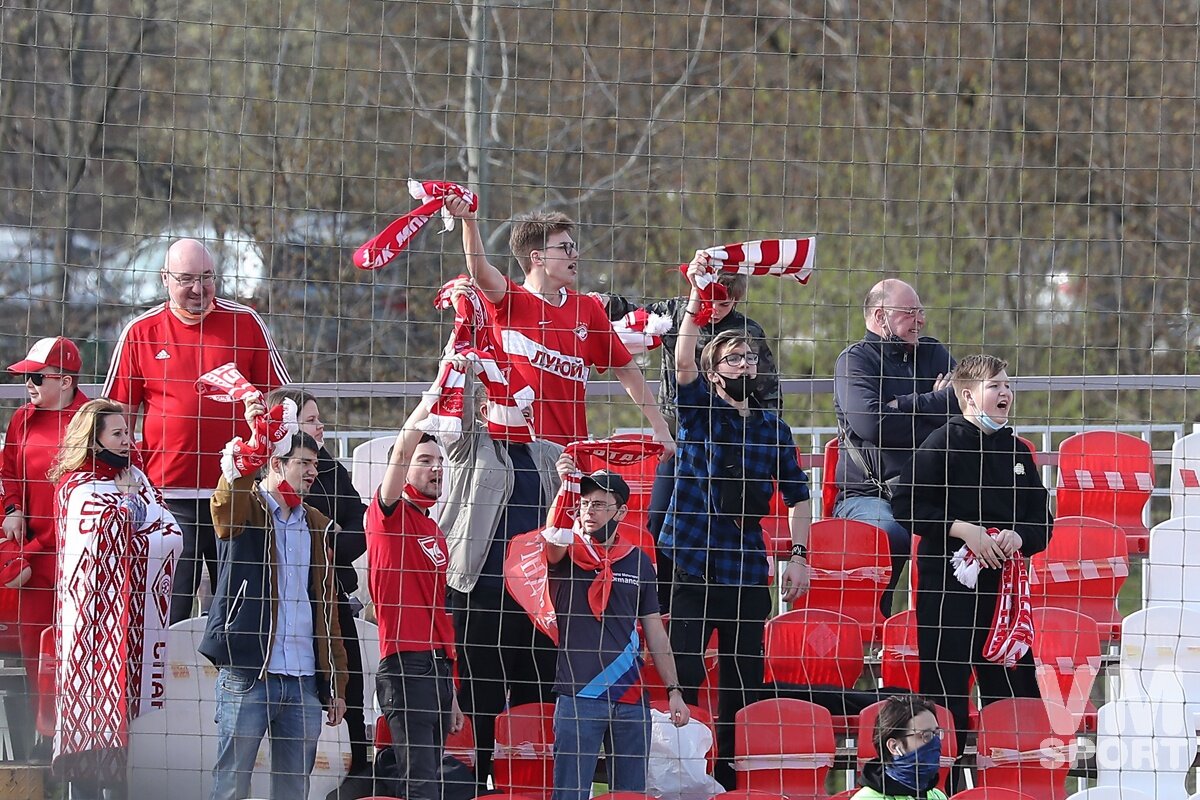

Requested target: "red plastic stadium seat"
[
  {"left": 1055, "top": 430, "right": 1153, "bottom": 554},
  {"left": 1030, "top": 607, "right": 1101, "bottom": 734},
  {"left": 856, "top": 699, "right": 957, "bottom": 789},
  {"left": 789, "top": 518, "right": 891, "bottom": 644},
  {"left": 975, "top": 698, "right": 1070, "bottom": 800},
  {"left": 734, "top": 698, "right": 835, "bottom": 800},
  {"left": 1029, "top": 515, "right": 1129, "bottom": 642},
  {"left": 445, "top": 713, "right": 477, "bottom": 768},
  {"left": 762, "top": 608, "right": 863, "bottom": 733},
  {"left": 821, "top": 437, "right": 840, "bottom": 520},
  {"left": 493, "top": 702, "right": 556, "bottom": 800},
  {"left": 879, "top": 610, "right": 919, "bottom": 692}
]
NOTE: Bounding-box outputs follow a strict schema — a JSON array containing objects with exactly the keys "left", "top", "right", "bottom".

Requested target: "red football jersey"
[
  {"left": 488, "top": 279, "right": 632, "bottom": 445},
  {"left": 366, "top": 496, "right": 455, "bottom": 659},
  {"left": 103, "top": 299, "right": 290, "bottom": 493}
]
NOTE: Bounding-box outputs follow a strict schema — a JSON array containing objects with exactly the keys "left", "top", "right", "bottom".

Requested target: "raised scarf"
[
  {"left": 354, "top": 180, "right": 477, "bottom": 270},
  {"left": 678, "top": 238, "right": 816, "bottom": 325}
]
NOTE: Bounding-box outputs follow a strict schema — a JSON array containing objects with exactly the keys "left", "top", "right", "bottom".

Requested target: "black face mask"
[
  {"left": 95, "top": 448, "right": 130, "bottom": 469},
  {"left": 719, "top": 375, "right": 752, "bottom": 402},
  {"left": 588, "top": 517, "right": 621, "bottom": 545}
]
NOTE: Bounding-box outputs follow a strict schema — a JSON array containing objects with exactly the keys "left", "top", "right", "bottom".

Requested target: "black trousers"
[
  {"left": 334, "top": 593, "right": 370, "bottom": 772},
  {"left": 166, "top": 497, "right": 219, "bottom": 625},
  {"left": 449, "top": 585, "right": 557, "bottom": 791},
  {"left": 669, "top": 572, "right": 772, "bottom": 790},
  {"left": 916, "top": 560, "right": 1041, "bottom": 755},
  {"left": 377, "top": 651, "right": 454, "bottom": 800}
]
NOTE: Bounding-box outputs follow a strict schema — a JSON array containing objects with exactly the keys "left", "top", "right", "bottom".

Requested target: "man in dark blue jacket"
[
  {"left": 833, "top": 279, "right": 958, "bottom": 617},
  {"left": 199, "top": 419, "right": 348, "bottom": 800}
]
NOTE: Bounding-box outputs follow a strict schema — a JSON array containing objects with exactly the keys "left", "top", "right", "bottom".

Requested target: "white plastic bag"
[{"left": 646, "top": 708, "right": 725, "bottom": 800}]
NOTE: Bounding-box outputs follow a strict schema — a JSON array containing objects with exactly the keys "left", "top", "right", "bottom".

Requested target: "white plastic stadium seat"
[
  {"left": 1119, "top": 606, "right": 1200, "bottom": 726},
  {"left": 1170, "top": 431, "right": 1200, "bottom": 518},
  {"left": 350, "top": 436, "right": 394, "bottom": 503},
  {"left": 128, "top": 618, "right": 350, "bottom": 798},
  {"left": 1066, "top": 788, "right": 1153, "bottom": 800},
  {"left": 1096, "top": 683, "right": 1196, "bottom": 799},
  {"left": 1143, "top": 516, "right": 1200, "bottom": 613}
]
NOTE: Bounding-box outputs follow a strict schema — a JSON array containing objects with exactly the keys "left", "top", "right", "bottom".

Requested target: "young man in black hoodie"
[{"left": 891, "top": 354, "right": 1051, "bottom": 755}]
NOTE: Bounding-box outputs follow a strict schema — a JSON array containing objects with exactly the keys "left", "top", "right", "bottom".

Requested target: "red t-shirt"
[
  {"left": 488, "top": 278, "right": 633, "bottom": 445},
  {"left": 366, "top": 495, "right": 455, "bottom": 659},
  {"left": 0, "top": 391, "right": 88, "bottom": 583},
  {"left": 103, "top": 299, "right": 290, "bottom": 493}
]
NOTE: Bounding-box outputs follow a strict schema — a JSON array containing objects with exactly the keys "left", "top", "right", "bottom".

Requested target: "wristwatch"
[
  {"left": 4, "top": 505, "right": 18, "bottom": 517},
  {"left": 666, "top": 684, "right": 683, "bottom": 696},
  {"left": 790, "top": 543, "right": 809, "bottom": 560}
]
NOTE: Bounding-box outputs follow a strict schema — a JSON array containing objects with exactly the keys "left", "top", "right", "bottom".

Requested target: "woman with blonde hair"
[{"left": 50, "top": 398, "right": 183, "bottom": 799}]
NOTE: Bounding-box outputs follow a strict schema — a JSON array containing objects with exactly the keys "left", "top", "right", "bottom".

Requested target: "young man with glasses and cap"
[
  {"left": 1, "top": 336, "right": 88, "bottom": 759},
  {"left": 444, "top": 195, "right": 676, "bottom": 454},
  {"left": 104, "top": 238, "right": 290, "bottom": 624},
  {"left": 662, "top": 252, "right": 812, "bottom": 789},
  {"left": 543, "top": 467, "right": 689, "bottom": 800},
  {"left": 833, "top": 278, "right": 958, "bottom": 618}
]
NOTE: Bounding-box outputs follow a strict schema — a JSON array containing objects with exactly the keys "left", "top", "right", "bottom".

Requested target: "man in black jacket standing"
[{"left": 833, "top": 279, "right": 958, "bottom": 617}]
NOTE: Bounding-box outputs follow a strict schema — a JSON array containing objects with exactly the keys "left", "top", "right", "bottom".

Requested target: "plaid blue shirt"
[{"left": 661, "top": 376, "right": 809, "bottom": 586}]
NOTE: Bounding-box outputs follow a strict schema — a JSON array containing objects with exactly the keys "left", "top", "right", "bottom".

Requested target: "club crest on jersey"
[
  {"left": 574, "top": 324, "right": 588, "bottom": 341},
  {"left": 418, "top": 536, "right": 448, "bottom": 567}
]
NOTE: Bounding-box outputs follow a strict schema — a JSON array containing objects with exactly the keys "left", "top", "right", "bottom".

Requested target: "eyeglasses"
[
  {"left": 883, "top": 305, "right": 925, "bottom": 317},
  {"left": 579, "top": 500, "right": 616, "bottom": 512},
  {"left": 906, "top": 727, "right": 945, "bottom": 744},
  {"left": 166, "top": 270, "right": 217, "bottom": 288},
  {"left": 23, "top": 373, "right": 65, "bottom": 386},
  {"left": 542, "top": 241, "right": 579, "bottom": 257},
  {"left": 718, "top": 352, "right": 760, "bottom": 367}
]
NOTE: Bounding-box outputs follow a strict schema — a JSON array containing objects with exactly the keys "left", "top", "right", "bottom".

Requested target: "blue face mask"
[
  {"left": 884, "top": 735, "right": 942, "bottom": 792},
  {"left": 968, "top": 396, "right": 1007, "bottom": 433}
]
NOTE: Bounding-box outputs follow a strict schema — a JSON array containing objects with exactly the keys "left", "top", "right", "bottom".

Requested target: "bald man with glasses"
[
  {"left": 833, "top": 279, "right": 959, "bottom": 618},
  {"left": 104, "top": 238, "right": 291, "bottom": 624}
]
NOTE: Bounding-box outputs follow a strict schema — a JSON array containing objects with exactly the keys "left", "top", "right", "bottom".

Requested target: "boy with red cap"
[{"left": 1, "top": 336, "right": 88, "bottom": 758}]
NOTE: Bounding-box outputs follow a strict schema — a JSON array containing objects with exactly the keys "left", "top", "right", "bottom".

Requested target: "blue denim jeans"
[
  {"left": 552, "top": 694, "right": 650, "bottom": 800},
  {"left": 834, "top": 493, "right": 913, "bottom": 616},
  {"left": 210, "top": 669, "right": 323, "bottom": 800}
]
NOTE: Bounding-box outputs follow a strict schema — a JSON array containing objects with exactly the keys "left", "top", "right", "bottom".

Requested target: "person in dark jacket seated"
[
  {"left": 199, "top": 397, "right": 347, "bottom": 800},
  {"left": 852, "top": 694, "right": 948, "bottom": 800},
  {"left": 833, "top": 279, "right": 958, "bottom": 616},
  {"left": 267, "top": 387, "right": 371, "bottom": 777}
]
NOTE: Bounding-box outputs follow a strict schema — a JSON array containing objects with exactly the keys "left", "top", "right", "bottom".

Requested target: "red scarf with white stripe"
[
  {"left": 419, "top": 349, "right": 535, "bottom": 444},
  {"left": 679, "top": 238, "right": 816, "bottom": 325},
  {"left": 353, "top": 180, "right": 478, "bottom": 270},
  {"left": 950, "top": 528, "right": 1035, "bottom": 667},
  {"left": 504, "top": 438, "right": 663, "bottom": 643}
]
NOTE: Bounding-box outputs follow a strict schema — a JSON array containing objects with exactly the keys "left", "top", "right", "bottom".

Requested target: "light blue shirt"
[{"left": 262, "top": 489, "right": 316, "bottom": 677}]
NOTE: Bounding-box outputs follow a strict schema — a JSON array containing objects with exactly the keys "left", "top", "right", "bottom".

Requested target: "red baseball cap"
[{"left": 7, "top": 336, "right": 82, "bottom": 374}]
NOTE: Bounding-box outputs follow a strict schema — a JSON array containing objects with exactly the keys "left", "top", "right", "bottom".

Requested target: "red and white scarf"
[
  {"left": 419, "top": 348, "right": 535, "bottom": 445},
  {"left": 606, "top": 304, "right": 674, "bottom": 355},
  {"left": 53, "top": 465, "right": 183, "bottom": 782},
  {"left": 680, "top": 238, "right": 816, "bottom": 325},
  {"left": 219, "top": 399, "right": 300, "bottom": 482},
  {"left": 504, "top": 438, "right": 663, "bottom": 642},
  {"left": 196, "top": 361, "right": 264, "bottom": 404},
  {"left": 951, "top": 528, "right": 1035, "bottom": 668},
  {"left": 353, "top": 180, "right": 478, "bottom": 270}
]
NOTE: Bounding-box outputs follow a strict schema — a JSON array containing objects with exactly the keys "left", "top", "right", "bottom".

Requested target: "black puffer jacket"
[{"left": 306, "top": 447, "right": 368, "bottom": 595}]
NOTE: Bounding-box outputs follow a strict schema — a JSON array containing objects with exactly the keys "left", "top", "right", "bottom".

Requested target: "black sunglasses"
[{"left": 22, "top": 373, "right": 65, "bottom": 386}]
